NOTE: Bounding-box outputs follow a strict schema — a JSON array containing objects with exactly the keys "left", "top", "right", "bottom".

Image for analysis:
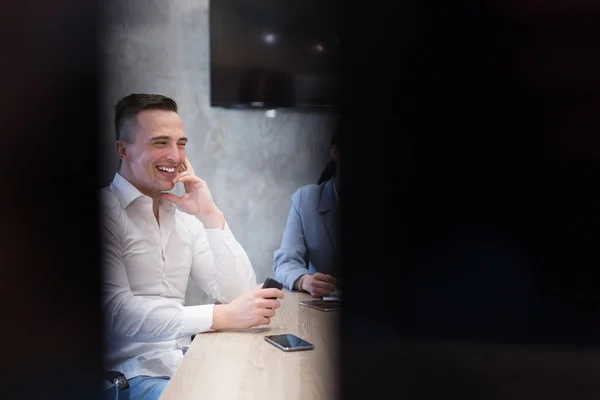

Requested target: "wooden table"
[{"left": 160, "top": 291, "right": 340, "bottom": 400}]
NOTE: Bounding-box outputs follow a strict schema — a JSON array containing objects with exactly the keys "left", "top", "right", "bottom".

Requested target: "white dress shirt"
[{"left": 101, "top": 173, "right": 256, "bottom": 379}]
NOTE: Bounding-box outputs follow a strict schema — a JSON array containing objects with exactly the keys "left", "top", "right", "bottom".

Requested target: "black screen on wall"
[{"left": 209, "top": 0, "right": 339, "bottom": 109}]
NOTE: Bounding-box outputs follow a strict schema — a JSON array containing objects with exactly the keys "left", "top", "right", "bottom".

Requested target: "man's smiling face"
[{"left": 119, "top": 109, "right": 188, "bottom": 196}]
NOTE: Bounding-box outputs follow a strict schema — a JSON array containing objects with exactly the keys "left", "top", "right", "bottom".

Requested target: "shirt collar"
[
  {"left": 110, "top": 173, "right": 146, "bottom": 209},
  {"left": 110, "top": 173, "right": 176, "bottom": 212}
]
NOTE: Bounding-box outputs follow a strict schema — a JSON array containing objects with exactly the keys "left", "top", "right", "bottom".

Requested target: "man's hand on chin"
[{"left": 160, "top": 156, "right": 225, "bottom": 229}]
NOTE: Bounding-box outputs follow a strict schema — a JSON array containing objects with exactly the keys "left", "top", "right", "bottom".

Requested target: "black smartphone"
[
  {"left": 263, "top": 277, "right": 283, "bottom": 299},
  {"left": 264, "top": 334, "right": 314, "bottom": 352},
  {"left": 300, "top": 300, "right": 341, "bottom": 312}
]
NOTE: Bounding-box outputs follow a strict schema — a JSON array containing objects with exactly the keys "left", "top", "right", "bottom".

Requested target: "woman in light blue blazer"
[{"left": 274, "top": 131, "right": 341, "bottom": 297}]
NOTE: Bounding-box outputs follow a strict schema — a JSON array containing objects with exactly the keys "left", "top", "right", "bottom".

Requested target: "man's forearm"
[
  {"left": 197, "top": 223, "right": 257, "bottom": 303},
  {"left": 105, "top": 294, "right": 214, "bottom": 342},
  {"left": 198, "top": 209, "right": 225, "bottom": 229}
]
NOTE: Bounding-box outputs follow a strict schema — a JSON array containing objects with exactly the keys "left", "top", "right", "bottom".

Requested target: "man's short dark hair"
[{"left": 114, "top": 93, "right": 178, "bottom": 142}]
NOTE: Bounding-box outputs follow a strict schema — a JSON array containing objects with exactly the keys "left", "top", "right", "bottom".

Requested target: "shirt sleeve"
[
  {"left": 273, "top": 188, "right": 311, "bottom": 290},
  {"left": 101, "top": 199, "right": 215, "bottom": 343},
  {"left": 189, "top": 217, "right": 257, "bottom": 304}
]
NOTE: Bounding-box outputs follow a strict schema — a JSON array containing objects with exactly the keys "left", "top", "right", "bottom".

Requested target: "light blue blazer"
[{"left": 274, "top": 177, "right": 340, "bottom": 290}]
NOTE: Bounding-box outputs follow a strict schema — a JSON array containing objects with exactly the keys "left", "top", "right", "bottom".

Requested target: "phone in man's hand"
[{"left": 262, "top": 277, "right": 283, "bottom": 299}]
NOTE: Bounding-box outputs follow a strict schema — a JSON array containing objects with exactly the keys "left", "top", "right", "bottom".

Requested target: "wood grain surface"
[{"left": 160, "top": 290, "right": 339, "bottom": 400}]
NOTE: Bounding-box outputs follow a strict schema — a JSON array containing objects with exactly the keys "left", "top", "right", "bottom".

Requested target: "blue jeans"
[{"left": 128, "top": 376, "right": 170, "bottom": 400}]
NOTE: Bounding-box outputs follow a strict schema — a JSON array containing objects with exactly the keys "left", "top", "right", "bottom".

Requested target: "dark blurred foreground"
[
  {"left": 2, "top": 0, "right": 600, "bottom": 399},
  {"left": 0, "top": 2, "right": 102, "bottom": 399}
]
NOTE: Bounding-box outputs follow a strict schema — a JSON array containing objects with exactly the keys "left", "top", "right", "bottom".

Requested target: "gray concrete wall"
[{"left": 100, "top": 0, "right": 335, "bottom": 305}]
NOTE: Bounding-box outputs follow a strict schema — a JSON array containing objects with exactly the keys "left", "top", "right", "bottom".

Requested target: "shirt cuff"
[{"left": 181, "top": 304, "right": 215, "bottom": 335}]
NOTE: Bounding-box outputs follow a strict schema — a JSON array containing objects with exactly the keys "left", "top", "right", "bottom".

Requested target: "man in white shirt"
[{"left": 101, "top": 93, "right": 284, "bottom": 400}]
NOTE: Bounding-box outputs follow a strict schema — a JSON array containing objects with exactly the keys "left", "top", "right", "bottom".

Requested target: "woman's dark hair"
[{"left": 317, "top": 127, "right": 340, "bottom": 184}]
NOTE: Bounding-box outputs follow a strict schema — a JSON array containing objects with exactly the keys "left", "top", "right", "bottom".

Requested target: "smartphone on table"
[
  {"left": 299, "top": 299, "right": 341, "bottom": 312},
  {"left": 264, "top": 334, "right": 314, "bottom": 352}
]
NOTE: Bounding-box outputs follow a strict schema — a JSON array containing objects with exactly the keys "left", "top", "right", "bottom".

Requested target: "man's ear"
[
  {"left": 330, "top": 145, "right": 340, "bottom": 163},
  {"left": 116, "top": 141, "right": 128, "bottom": 161}
]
